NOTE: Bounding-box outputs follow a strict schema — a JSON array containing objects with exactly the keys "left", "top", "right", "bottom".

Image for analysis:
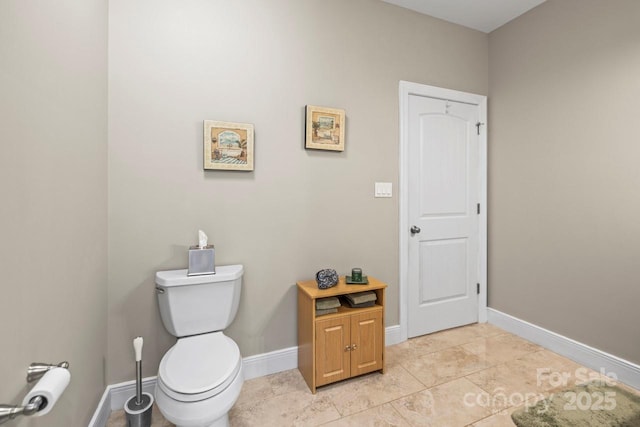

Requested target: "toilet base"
[{"left": 205, "top": 413, "right": 228, "bottom": 427}]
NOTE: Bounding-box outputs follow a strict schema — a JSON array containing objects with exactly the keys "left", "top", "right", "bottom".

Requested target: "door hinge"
[
  {"left": 477, "top": 203, "right": 480, "bottom": 215},
  {"left": 476, "top": 122, "right": 484, "bottom": 135},
  {"left": 477, "top": 283, "right": 480, "bottom": 294}
]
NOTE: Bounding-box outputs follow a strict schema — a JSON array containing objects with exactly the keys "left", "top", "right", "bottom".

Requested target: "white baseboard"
[
  {"left": 87, "top": 385, "right": 111, "bottom": 427},
  {"left": 385, "top": 324, "right": 403, "bottom": 346},
  {"left": 88, "top": 325, "right": 403, "bottom": 427},
  {"left": 242, "top": 346, "right": 298, "bottom": 380},
  {"left": 488, "top": 308, "right": 640, "bottom": 390}
]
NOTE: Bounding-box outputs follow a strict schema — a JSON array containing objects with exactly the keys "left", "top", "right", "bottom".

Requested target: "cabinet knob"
[
  {"left": 344, "top": 345, "right": 352, "bottom": 352},
  {"left": 351, "top": 344, "right": 358, "bottom": 350}
]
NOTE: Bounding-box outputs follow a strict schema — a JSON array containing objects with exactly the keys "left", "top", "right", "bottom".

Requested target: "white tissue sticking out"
[{"left": 198, "top": 230, "right": 208, "bottom": 248}]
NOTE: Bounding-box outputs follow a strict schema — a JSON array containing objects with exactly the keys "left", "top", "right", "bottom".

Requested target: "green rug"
[{"left": 512, "top": 381, "right": 640, "bottom": 427}]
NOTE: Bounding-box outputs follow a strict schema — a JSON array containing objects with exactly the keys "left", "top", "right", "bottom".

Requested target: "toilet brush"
[{"left": 124, "top": 337, "right": 154, "bottom": 427}]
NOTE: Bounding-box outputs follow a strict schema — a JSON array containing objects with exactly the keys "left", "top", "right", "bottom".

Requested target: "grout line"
[{"left": 394, "top": 359, "right": 428, "bottom": 390}]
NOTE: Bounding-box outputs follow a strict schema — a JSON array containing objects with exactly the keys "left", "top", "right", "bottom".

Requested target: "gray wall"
[
  {"left": 0, "top": 1, "right": 108, "bottom": 426},
  {"left": 489, "top": 0, "right": 640, "bottom": 364},
  {"left": 107, "top": 0, "right": 488, "bottom": 383}
]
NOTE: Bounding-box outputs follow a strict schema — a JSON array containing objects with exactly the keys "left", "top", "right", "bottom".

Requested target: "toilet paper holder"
[
  {"left": 0, "top": 361, "right": 69, "bottom": 425},
  {"left": 27, "top": 361, "right": 69, "bottom": 383}
]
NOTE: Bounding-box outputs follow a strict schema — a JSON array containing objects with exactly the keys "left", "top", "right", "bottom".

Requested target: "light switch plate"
[{"left": 374, "top": 182, "right": 392, "bottom": 198}]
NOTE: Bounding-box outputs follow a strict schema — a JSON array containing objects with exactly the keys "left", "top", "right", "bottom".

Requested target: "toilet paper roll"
[{"left": 22, "top": 367, "right": 71, "bottom": 416}]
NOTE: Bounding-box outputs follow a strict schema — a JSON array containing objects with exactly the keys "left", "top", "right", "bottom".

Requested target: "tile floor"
[{"left": 107, "top": 323, "right": 639, "bottom": 426}]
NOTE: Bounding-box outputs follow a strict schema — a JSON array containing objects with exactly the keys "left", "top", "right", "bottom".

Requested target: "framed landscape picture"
[
  {"left": 305, "top": 105, "right": 345, "bottom": 151},
  {"left": 204, "top": 120, "right": 254, "bottom": 171}
]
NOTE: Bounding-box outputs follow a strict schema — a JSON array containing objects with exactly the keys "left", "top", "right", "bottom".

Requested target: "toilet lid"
[{"left": 159, "top": 333, "right": 241, "bottom": 396}]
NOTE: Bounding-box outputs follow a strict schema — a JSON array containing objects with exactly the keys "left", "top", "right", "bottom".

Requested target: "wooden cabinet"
[
  {"left": 297, "top": 277, "right": 386, "bottom": 393},
  {"left": 315, "top": 309, "right": 384, "bottom": 387}
]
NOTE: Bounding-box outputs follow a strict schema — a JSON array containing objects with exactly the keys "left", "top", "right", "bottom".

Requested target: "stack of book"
[
  {"left": 343, "top": 291, "right": 377, "bottom": 308},
  {"left": 316, "top": 296, "right": 341, "bottom": 316}
]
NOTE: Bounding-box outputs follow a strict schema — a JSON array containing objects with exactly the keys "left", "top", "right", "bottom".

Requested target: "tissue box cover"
[{"left": 188, "top": 245, "right": 215, "bottom": 276}]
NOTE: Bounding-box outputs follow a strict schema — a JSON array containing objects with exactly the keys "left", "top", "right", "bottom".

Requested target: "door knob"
[{"left": 410, "top": 226, "right": 421, "bottom": 235}]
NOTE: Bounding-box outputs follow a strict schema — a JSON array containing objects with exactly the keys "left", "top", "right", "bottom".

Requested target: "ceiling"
[{"left": 381, "top": 0, "right": 547, "bottom": 33}]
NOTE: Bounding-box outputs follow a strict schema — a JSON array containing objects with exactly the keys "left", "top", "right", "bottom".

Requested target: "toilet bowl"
[
  {"left": 155, "top": 333, "right": 243, "bottom": 427},
  {"left": 154, "top": 265, "right": 245, "bottom": 427}
]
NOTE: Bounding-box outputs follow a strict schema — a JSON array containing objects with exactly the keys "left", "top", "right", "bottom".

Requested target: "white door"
[{"left": 407, "top": 94, "right": 481, "bottom": 338}]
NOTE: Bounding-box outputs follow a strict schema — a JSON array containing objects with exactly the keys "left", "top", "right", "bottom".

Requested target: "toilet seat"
[{"left": 158, "top": 332, "right": 241, "bottom": 403}]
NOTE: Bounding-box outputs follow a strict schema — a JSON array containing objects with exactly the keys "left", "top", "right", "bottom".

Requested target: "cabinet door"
[
  {"left": 315, "top": 316, "right": 351, "bottom": 387},
  {"left": 350, "top": 309, "right": 384, "bottom": 377}
]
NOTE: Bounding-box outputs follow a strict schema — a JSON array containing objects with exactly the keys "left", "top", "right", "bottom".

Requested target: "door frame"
[{"left": 398, "top": 80, "right": 488, "bottom": 342}]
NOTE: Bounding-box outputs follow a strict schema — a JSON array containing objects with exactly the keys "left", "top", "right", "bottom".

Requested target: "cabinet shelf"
[
  {"left": 297, "top": 276, "right": 387, "bottom": 393},
  {"left": 315, "top": 303, "right": 383, "bottom": 319}
]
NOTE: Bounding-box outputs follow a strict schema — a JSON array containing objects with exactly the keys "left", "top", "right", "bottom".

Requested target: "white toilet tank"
[{"left": 155, "top": 264, "right": 243, "bottom": 337}]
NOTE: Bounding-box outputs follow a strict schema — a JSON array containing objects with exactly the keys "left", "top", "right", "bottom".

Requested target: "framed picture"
[
  {"left": 305, "top": 105, "right": 345, "bottom": 151},
  {"left": 204, "top": 120, "right": 254, "bottom": 171}
]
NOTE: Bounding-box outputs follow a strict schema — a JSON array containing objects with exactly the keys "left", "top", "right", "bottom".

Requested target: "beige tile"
[
  {"left": 465, "top": 361, "right": 543, "bottom": 408},
  {"left": 428, "top": 323, "right": 506, "bottom": 345},
  {"left": 235, "top": 369, "right": 308, "bottom": 408},
  {"left": 387, "top": 323, "right": 507, "bottom": 363},
  {"left": 465, "top": 360, "right": 559, "bottom": 417},
  {"left": 321, "top": 364, "right": 425, "bottom": 416},
  {"left": 465, "top": 350, "right": 585, "bottom": 413},
  {"left": 402, "top": 345, "right": 491, "bottom": 388},
  {"left": 106, "top": 409, "right": 125, "bottom": 427},
  {"left": 229, "top": 388, "right": 340, "bottom": 426},
  {"left": 469, "top": 323, "right": 507, "bottom": 338},
  {"left": 402, "top": 332, "right": 458, "bottom": 357},
  {"left": 512, "top": 350, "right": 585, "bottom": 392},
  {"left": 391, "top": 378, "right": 492, "bottom": 427},
  {"left": 385, "top": 340, "right": 415, "bottom": 367},
  {"left": 321, "top": 403, "right": 411, "bottom": 426},
  {"left": 235, "top": 375, "right": 274, "bottom": 408},
  {"left": 467, "top": 348, "right": 600, "bottom": 405},
  {"left": 385, "top": 323, "right": 506, "bottom": 367},
  {"left": 471, "top": 407, "right": 519, "bottom": 427},
  {"left": 267, "top": 368, "right": 309, "bottom": 396},
  {"left": 461, "top": 333, "right": 542, "bottom": 366},
  {"left": 152, "top": 403, "right": 175, "bottom": 427},
  {"left": 470, "top": 391, "right": 549, "bottom": 427}
]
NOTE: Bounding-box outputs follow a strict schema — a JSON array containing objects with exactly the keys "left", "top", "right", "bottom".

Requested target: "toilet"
[{"left": 154, "top": 265, "right": 244, "bottom": 427}]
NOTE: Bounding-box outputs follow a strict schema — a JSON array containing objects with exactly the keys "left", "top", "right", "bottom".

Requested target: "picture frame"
[
  {"left": 203, "top": 120, "right": 254, "bottom": 171},
  {"left": 305, "top": 105, "right": 345, "bottom": 151}
]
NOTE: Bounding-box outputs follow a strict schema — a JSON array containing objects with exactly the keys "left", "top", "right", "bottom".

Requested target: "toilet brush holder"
[
  {"left": 124, "top": 392, "right": 153, "bottom": 427},
  {"left": 124, "top": 337, "right": 153, "bottom": 427}
]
